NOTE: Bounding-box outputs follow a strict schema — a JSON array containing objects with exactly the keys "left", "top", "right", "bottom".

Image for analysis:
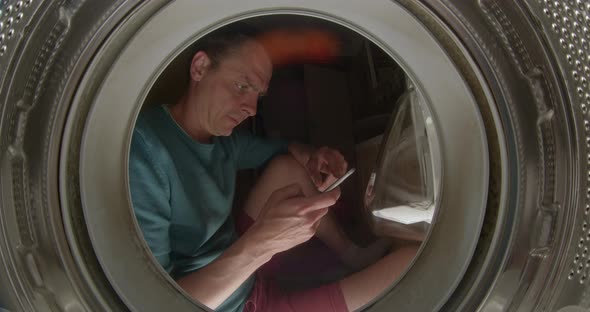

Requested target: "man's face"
[{"left": 192, "top": 41, "right": 272, "bottom": 137}]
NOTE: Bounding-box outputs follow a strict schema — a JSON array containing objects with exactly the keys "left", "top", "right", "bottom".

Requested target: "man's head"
[{"left": 178, "top": 31, "right": 272, "bottom": 141}]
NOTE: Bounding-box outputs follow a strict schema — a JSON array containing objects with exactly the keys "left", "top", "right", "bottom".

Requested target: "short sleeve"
[
  {"left": 128, "top": 131, "right": 173, "bottom": 273},
  {"left": 233, "top": 129, "right": 289, "bottom": 170}
]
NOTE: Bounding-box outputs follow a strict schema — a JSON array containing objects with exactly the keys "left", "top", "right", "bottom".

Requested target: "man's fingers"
[
  {"left": 308, "top": 207, "right": 330, "bottom": 224},
  {"left": 308, "top": 147, "right": 348, "bottom": 188},
  {"left": 315, "top": 147, "right": 347, "bottom": 178},
  {"left": 325, "top": 151, "right": 347, "bottom": 177},
  {"left": 306, "top": 157, "right": 323, "bottom": 186},
  {"left": 327, "top": 161, "right": 344, "bottom": 178},
  {"left": 318, "top": 174, "right": 337, "bottom": 192},
  {"left": 337, "top": 156, "right": 348, "bottom": 176},
  {"left": 298, "top": 188, "right": 341, "bottom": 213},
  {"left": 269, "top": 183, "right": 304, "bottom": 203},
  {"left": 319, "top": 162, "right": 330, "bottom": 174}
]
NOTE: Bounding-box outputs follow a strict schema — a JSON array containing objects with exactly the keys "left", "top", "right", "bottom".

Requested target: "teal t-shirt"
[{"left": 129, "top": 105, "right": 288, "bottom": 312}]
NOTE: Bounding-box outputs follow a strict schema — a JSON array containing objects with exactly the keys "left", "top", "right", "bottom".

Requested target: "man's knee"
[
  {"left": 264, "top": 154, "right": 308, "bottom": 182},
  {"left": 242, "top": 154, "right": 313, "bottom": 219}
]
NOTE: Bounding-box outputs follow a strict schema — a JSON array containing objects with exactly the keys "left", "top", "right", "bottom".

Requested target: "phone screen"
[{"left": 323, "top": 168, "right": 356, "bottom": 192}]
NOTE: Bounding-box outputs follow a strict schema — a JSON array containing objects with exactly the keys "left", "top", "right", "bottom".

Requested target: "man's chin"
[{"left": 214, "top": 128, "right": 233, "bottom": 137}]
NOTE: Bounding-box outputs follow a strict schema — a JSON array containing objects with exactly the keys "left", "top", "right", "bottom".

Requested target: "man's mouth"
[{"left": 228, "top": 115, "right": 242, "bottom": 125}]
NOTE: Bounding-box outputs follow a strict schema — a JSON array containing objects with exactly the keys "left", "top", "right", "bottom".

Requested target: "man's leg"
[
  {"left": 339, "top": 243, "right": 419, "bottom": 311},
  {"left": 242, "top": 154, "right": 387, "bottom": 270},
  {"left": 243, "top": 154, "right": 420, "bottom": 311}
]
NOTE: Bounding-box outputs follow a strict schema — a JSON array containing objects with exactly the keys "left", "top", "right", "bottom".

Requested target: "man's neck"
[{"left": 168, "top": 97, "right": 212, "bottom": 144}]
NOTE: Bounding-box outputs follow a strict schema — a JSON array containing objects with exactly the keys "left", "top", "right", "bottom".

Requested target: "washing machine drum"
[{"left": 0, "top": 1, "right": 588, "bottom": 311}]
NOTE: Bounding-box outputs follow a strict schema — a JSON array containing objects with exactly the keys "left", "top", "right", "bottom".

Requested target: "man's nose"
[{"left": 241, "top": 97, "right": 257, "bottom": 117}]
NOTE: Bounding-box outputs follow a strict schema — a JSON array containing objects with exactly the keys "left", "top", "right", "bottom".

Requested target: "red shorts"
[{"left": 235, "top": 213, "right": 349, "bottom": 312}]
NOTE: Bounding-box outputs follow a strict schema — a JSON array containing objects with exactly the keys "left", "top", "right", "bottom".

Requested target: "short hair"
[{"left": 195, "top": 23, "right": 259, "bottom": 69}]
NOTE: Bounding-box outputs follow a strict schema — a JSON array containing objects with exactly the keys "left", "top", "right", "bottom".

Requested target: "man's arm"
[
  {"left": 175, "top": 229, "right": 272, "bottom": 310},
  {"left": 175, "top": 184, "right": 340, "bottom": 310}
]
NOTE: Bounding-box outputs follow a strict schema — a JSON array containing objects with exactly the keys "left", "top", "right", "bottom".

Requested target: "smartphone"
[{"left": 323, "top": 168, "right": 356, "bottom": 192}]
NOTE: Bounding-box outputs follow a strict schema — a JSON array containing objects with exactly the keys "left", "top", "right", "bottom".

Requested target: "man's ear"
[{"left": 190, "top": 51, "right": 211, "bottom": 82}]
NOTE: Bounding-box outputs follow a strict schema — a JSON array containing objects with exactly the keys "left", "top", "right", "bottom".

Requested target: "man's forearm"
[{"left": 175, "top": 231, "right": 273, "bottom": 310}]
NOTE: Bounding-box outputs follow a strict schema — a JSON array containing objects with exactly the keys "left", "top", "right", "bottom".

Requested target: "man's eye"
[{"left": 235, "top": 82, "right": 250, "bottom": 93}]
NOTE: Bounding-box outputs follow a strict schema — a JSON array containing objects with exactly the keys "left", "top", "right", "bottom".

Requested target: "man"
[{"left": 129, "top": 30, "right": 417, "bottom": 312}]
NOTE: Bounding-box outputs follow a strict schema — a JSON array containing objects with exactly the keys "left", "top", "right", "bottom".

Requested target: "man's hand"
[
  {"left": 288, "top": 143, "right": 348, "bottom": 191},
  {"left": 247, "top": 183, "right": 341, "bottom": 256},
  {"left": 306, "top": 146, "right": 348, "bottom": 191}
]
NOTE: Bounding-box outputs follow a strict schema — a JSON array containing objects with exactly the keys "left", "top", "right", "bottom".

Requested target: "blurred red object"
[{"left": 257, "top": 29, "right": 341, "bottom": 66}]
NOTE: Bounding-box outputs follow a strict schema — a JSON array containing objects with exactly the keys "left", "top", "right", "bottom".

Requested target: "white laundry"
[{"left": 372, "top": 202, "right": 435, "bottom": 225}]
